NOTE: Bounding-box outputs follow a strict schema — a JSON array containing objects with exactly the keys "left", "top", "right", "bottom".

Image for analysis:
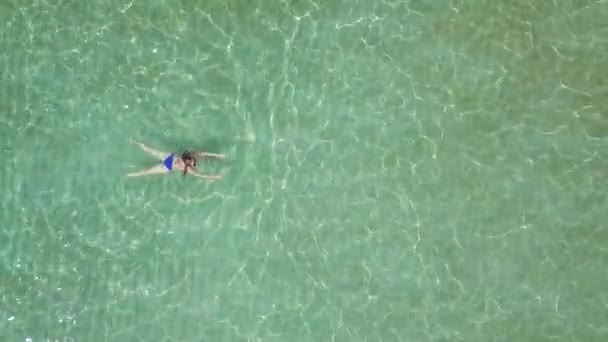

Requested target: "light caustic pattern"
[{"left": 1, "top": 0, "right": 608, "bottom": 341}]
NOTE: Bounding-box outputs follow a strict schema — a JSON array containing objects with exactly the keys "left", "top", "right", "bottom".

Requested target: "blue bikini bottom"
[{"left": 162, "top": 154, "right": 174, "bottom": 170}]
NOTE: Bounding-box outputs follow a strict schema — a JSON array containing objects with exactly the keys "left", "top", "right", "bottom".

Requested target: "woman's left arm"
[
  {"left": 195, "top": 152, "right": 227, "bottom": 159},
  {"left": 189, "top": 169, "right": 223, "bottom": 181}
]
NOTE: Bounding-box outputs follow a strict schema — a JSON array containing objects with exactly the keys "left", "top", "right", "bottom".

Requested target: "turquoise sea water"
[{"left": 1, "top": 0, "right": 607, "bottom": 341}]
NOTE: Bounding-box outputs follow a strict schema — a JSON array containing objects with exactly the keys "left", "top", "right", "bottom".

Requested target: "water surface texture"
[{"left": 1, "top": 0, "right": 608, "bottom": 341}]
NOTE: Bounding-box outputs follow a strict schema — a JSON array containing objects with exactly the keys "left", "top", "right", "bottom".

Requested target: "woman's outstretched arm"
[
  {"left": 195, "top": 152, "right": 227, "bottom": 159},
  {"left": 188, "top": 169, "right": 224, "bottom": 181}
]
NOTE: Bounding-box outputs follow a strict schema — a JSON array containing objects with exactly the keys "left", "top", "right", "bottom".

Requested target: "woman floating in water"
[{"left": 127, "top": 140, "right": 227, "bottom": 180}]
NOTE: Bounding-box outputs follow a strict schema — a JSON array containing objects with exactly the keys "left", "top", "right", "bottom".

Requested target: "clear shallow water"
[{"left": 1, "top": 0, "right": 607, "bottom": 341}]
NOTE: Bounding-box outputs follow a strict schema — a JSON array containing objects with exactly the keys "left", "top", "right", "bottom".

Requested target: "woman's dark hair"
[{"left": 181, "top": 151, "right": 197, "bottom": 176}]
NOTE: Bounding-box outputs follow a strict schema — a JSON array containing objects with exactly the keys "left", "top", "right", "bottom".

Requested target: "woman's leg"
[
  {"left": 126, "top": 164, "right": 169, "bottom": 177},
  {"left": 132, "top": 140, "right": 169, "bottom": 160}
]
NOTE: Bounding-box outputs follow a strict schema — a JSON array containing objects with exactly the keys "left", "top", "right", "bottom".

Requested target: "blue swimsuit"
[{"left": 163, "top": 154, "right": 174, "bottom": 170}]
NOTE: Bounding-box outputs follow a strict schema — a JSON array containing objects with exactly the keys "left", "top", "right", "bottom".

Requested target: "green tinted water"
[{"left": 1, "top": 0, "right": 607, "bottom": 341}]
